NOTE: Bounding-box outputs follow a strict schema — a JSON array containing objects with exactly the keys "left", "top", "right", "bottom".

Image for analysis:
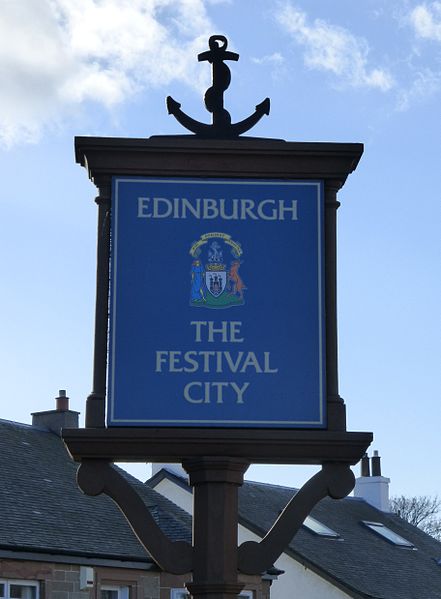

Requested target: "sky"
[{"left": 1, "top": 0, "right": 440, "bottom": 499}]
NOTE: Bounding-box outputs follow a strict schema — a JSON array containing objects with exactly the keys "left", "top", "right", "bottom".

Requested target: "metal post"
[
  {"left": 325, "top": 179, "right": 346, "bottom": 431},
  {"left": 86, "top": 192, "right": 110, "bottom": 428},
  {"left": 183, "top": 458, "right": 250, "bottom": 599}
]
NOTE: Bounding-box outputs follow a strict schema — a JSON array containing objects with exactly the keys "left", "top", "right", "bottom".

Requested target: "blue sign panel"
[{"left": 108, "top": 178, "right": 326, "bottom": 428}]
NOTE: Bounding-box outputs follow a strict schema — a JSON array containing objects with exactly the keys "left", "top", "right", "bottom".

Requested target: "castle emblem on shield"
[{"left": 190, "top": 233, "right": 246, "bottom": 308}]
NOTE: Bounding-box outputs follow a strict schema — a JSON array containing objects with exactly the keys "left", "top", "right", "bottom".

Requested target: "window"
[
  {"left": 0, "top": 580, "right": 39, "bottom": 599},
  {"left": 171, "top": 589, "right": 252, "bottom": 599},
  {"left": 362, "top": 521, "right": 415, "bottom": 548},
  {"left": 101, "top": 586, "right": 130, "bottom": 599},
  {"left": 303, "top": 516, "right": 341, "bottom": 538}
]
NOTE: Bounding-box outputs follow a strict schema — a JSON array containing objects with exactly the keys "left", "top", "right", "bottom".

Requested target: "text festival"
[{"left": 155, "top": 321, "right": 278, "bottom": 405}]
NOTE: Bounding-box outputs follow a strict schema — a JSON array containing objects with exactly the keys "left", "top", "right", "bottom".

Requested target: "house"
[
  {"left": 1, "top": 391, "right": 440, "bottom": 599},
  {"left": 148, "top": 459, "right": 441, "bottom": 599},
  {"left": 0, "top": 393, "right": 269, "bottom": 599}
]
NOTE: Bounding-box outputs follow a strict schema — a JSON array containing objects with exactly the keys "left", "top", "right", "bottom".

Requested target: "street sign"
[
  {"left": 67, "top": 39, "right": 370, "bottom": 599},
  {"left": 108, "top": 177, "right": 326, "bottom": 428}
]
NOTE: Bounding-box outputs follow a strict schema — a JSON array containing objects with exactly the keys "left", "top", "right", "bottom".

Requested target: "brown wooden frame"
[{"left": 63, "top": 135, "right": 372, "bottom": 599}]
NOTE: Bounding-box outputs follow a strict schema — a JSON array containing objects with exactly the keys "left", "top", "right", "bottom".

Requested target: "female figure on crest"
[{"left": 190, "top": 259, "right": 205, "bottom": 303}]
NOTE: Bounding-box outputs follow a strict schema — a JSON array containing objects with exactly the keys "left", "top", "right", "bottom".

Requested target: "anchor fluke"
[
  {"left": 258, "top": 98, "right": 271, "bottom": 116},
  {"left": 166, "top": 95, "right": 217, "bottom": 137},
  {"left": 166, "top": 96, "right": 181, "bottom": 115},
  {"left": 229, "top": 98, "right": 270, "bottom": 137},
  {"left": 166, "top": 35, "right": 270, "bottom": 139}
]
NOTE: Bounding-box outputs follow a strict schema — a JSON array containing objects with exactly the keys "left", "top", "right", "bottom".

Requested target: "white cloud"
[
  {"left": 396, "top": 67, "right": 441, "bottom": 110},
  {"left": 0, "top": 0, "right": 215, "bottom": 147},
  {"left": 251, "top": 52, "right": 286, "bottom": 82},
  {"left": 410, "top": 2, "right": 441, "bottom": 41},
  {"left": 251, "top": 52, "right": 284, "bottom": 66},
  {"left": 275, "top": 3, "right": 394, "bottom": 91}
]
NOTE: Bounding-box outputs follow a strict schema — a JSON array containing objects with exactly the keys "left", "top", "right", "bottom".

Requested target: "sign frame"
[{"left": 63, "top": 135, "right": 372, "bottom": 465}]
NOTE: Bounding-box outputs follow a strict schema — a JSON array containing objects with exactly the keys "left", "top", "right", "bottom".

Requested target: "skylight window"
[
  {"left": 303, "top": 516, "right": 340, "bottom": 538},
  {"left": 362, "top": 521, "right": 415, "bottom": 548}
]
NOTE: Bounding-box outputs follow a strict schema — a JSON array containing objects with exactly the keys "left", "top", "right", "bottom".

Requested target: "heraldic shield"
[{"left": 190, "top": 232, "right": 246, "bottom": 309}]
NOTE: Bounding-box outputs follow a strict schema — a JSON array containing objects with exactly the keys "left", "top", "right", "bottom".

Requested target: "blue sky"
[{"left": 1, "top": 0, "right": 440, "bottom": 497}]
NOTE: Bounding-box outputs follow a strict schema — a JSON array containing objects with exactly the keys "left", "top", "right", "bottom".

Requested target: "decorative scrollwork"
[
  {"left": 77, "top": 460, "right": 193, "bottom": 574},
  {"left": 238, "top": 463, "right": 355, "bottom": 574}
]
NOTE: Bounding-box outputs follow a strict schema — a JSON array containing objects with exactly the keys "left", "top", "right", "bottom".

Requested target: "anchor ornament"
[{"left": 167, "top": 35, "right": 270, "bottom": 139}]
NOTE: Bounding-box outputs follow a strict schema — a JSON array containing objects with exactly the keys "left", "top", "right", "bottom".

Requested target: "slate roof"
[
  {"left": 2, "top": 416, "right": 441, "bottom": 598},
  {"left": 0, "top": 419, "right": 191, "bottom": 564},
  {"left": 148, "top": 470, "right": 441, "bottom": 599}
]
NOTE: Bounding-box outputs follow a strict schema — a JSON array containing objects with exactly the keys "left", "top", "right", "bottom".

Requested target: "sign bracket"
[{"left": 75, "top": 455, "right": 359, "bottom": 598}]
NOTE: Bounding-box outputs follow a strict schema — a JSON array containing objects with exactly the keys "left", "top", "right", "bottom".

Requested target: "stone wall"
[
  {"left": 0, "top": 559, "right": 160, "bottom": 599},
  {"left": 1, "top": 559, "right": 268, "bottom": 599}
]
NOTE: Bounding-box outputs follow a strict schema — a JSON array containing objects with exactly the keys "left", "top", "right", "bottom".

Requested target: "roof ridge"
[
  {"left": 0, "top": 417, "right": 32, "bottom": 427},
  {"left": 0, "top": 418, "right": 52, "bottom": 433},
  {"left": 244, "top": 478, "right": 299, "bottom": 491}
]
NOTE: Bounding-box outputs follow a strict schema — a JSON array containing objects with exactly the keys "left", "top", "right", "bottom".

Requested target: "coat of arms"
[{"left": 189, "top": 233, "right": 246, "bottom": 308}]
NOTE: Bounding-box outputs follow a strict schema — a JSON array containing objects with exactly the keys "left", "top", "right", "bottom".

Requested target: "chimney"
[
  {"left": 32, "top": 390, "right": 80, "bottom": 435},
  {"left": 371, "top": 449, "right": 382, "bottom": 476},
  {"left": 360, "top": 453, "right": 370, "bottom": 477},
  {"left": 354, "top": 450, "right": 390, "bottom": 512},
  {"left": 56, "top": 389, "right": 69, "bottom": 411}
]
